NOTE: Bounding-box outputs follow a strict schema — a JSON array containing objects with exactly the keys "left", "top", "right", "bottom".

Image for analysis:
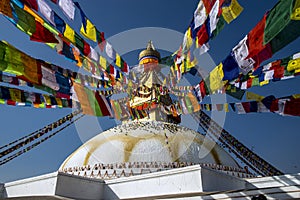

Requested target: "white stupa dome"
[{"left": 60, "top": 121, "right": 239, "bottom": 170}]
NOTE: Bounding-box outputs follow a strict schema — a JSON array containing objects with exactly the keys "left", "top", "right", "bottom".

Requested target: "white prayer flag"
[
  {"left": 58, "top": 0, "right": 75, "bottom": 20},
  {"left": 38, "top": 0, "right": 54, "bottom": 25}
]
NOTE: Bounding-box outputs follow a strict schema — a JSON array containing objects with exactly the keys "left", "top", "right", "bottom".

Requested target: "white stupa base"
[{"left": 2, "top": 165, "right": 300, "bottom": 199}]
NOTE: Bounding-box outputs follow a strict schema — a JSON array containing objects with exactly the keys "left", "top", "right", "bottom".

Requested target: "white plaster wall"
[
  {"left": 104, "top": 165, "right": 203, "bottom": 199},
  {"left": 4, "top": 172, "right": 57, "bottom": 198}
]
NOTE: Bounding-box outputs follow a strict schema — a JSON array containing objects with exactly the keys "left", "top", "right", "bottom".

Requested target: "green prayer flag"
[
  {"left": 75, "top": 33, "right": 84, "bottom": 53},
  {"left": 212, "top": 15, "right": 226, "bottom": 39},
  {"left": 264, "top": 0, "right": 294, "bottom": 44},
  {"left": 270, "top": 20, "right": 300, "bottom": 53},
  {"left": 184, "top": 95, "right": 193, "bottom": 114},
  {"left": 251, "top": 77, "right": 260, "bottom": 86},
  {"left": 226, "top": 85, "right": 245, "bottom": 100},
  {"left": 85, "top": 87, "right": 102, "bottom": 116},
  {"left": 13, "top": 3, "right": 36, "bottom": 35}
]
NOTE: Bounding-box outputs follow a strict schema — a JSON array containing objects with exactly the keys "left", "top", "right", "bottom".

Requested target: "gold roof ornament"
[{"left": 139, "top": 40, "right": 161, "bottom": 62}]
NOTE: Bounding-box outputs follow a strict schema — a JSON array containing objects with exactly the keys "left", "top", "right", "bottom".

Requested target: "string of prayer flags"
[
  {"left": 73, "top": 1, "right": 129, "bottom": 73},
  {"left": 0, "top": 41, "right": 118, "bottom": 98},
  {"left": 167, "top": 0, "right": 244, "bottom": 83},
  {"left": 229, "top": 52, "right": 300, "bottom": 91},
  {"left": 0, "top": 85, "right": 72, "bottom": 108},
  {"left": 199, "top": 94, "right": 300, "bottom": 117},
  {"left": 197, "top": 0, "right": 300, "bottom": 95},
  {"left": 1, "top": 1, "right": 129, "bottom": 87}
]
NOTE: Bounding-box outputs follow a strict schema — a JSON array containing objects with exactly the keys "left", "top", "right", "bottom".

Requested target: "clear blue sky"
[{"left": 1, "top": 0, "right": 300, "bottom": 182}]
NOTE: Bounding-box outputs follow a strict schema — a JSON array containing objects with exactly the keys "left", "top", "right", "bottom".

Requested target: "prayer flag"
[
  {"left": 30, "top": 21, "right": 58, "bottom": 43},
  {"left": 194, "top": 0, "right": 207, "bottom": 29},
  {"left": 209, "top": 63, "right": 224, "bottom": 93},
  {"left": 115, "top": 53, "right": 121, "bottom": 67},
  {"left": 58, "top": 0, "right": 75, "bottom": 20},
  {"left": 38, "top": 0, "right": 54, "bottom": 25},
  {"left": 221, "top": 53, "right": 239, "bottom": 81},
  {"left": 21, "top": 0, "right": 38, "bottom": 11},
  {"left": 99, "top": 56, "right": 107, "bottom": 70},
  {"left": 221, "top": 0, "right": 243, "bottom": 24},
  {"left": 80, "top": 19, "right": 97, "bottom": 42},
  {"left": 13, "top": 3, "right": 36, "bottom": 35},
  {"left": 53, "top": 12, "right": 65, "bottom": 33},
  {"left": 0, "top": 0, "right": 13, "bottom": 18},
  {"left": 64, "top": 24, "right": 75, "bottom": 43}
]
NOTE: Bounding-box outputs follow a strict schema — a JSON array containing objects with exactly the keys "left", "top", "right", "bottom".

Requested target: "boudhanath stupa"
[{"left": 1, "top": 42, "right": 300, "bottom": 200}]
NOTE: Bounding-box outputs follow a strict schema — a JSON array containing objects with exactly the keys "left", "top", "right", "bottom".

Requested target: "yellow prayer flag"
[
  {"left": 64, "top": 24, "right": 75, "bottom": 43},
  {"left": 55, "top": 98, "right": 63, "bottom": 107},
  {"left": 9, "top": 88, "right": 22, "bottom": 102},
  {"left": 39, "top": 103, "right": 46, "bottom": 108},
  {"left": 222, "top": 0, "right": 243, "bottom": 24},
  {"left": 183, "top": 27, "right": 193, "bottom": 51},
  {"left": 224, "top": 103, "right": 229, "bottom": 112},
  {"left": 291, "top": 0, "right": 300, "bottom": 20},
  {"left": 0, "top": 99, "right": 5, "bottom": 104},
  {"left": 115, "top": 53, "right": 121, "bottom": 67},
  {"left": 246, "top": 92, "right": 265, "bottom": 101},
  {"left": 43, "top": 95, "right": 52, "bottom": 105},
  {"left": 99, "top": 56, "right": 107, "bottom": 70},
  {"left": 195, "top": 36, "right": 199, "bottom": 48},
  {"left": 209, "top": 63, "right": 224, "bottom": 93},
  {"left": 186, "top": 54, "right": 194, "bottom": 70},
  {"left": 80, "top": 19, "right": 97, "bottom": 42},
  {"left": 187, "top": 92, "right": 200, "bottom": 112},
  {"left": 170, "top": 66, "right": 175, "bottom": 76},
  {"left": 287, "top": 58, "right": 300, "bottom": 72},
  {"left": 259, "top": 80, "right": 269, "bottom": 86},
  {"left": 180, "top": 62, "right": 185, "bottom": 73},
  {"left": 292, "top": 94, "right": 300, "bottom": 99},
  {"left": 206, "top": 104, "right": 211, "bottom": 111}
]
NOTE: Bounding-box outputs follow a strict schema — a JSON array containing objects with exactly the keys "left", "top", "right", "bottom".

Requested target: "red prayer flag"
[
  {"left": 83, "top": 40, "right": 91, "bottom": 56},
  {"left": 95, "top": 91, "right": 111, "bottom": 117},
  {"left": 241, "top": 102, "right": 251, "bottom": 113},
  {"left": 247, "top": 14, "right": 272, "bottom": 70},
  {"left": 21, "top": 0, "right": 38, "bottom": 11},
  {"left": 199, "top": 80, "right": 207, "bottom": 98},
  {"left": 202, "top": 0, "right": 217, "bottom": 14},
  {"left": 97, "top": 31, "right": 106, "bottom": 52},
  {"left": 270, "top": 99, "right": 279, "bottom": 112},
  {"left": 197, "top": 24, "right": 209, "bottom": 47},
  {"left": 7, "top": 99, "right": 16, "bottom": 106},
  {"left": 30, "top": 22, "right": 59, "bottom": 43},
  {"left": 109, "top": 64, "right": 114, "bottom": 75},
  {"left": 284, "top": 98, "right": 300, "bottom": 116}
]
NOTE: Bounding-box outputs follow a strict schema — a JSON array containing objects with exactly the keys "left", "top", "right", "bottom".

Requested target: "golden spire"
[{"left": 139, "top": 40, "right": 161, "bottom": 63}]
